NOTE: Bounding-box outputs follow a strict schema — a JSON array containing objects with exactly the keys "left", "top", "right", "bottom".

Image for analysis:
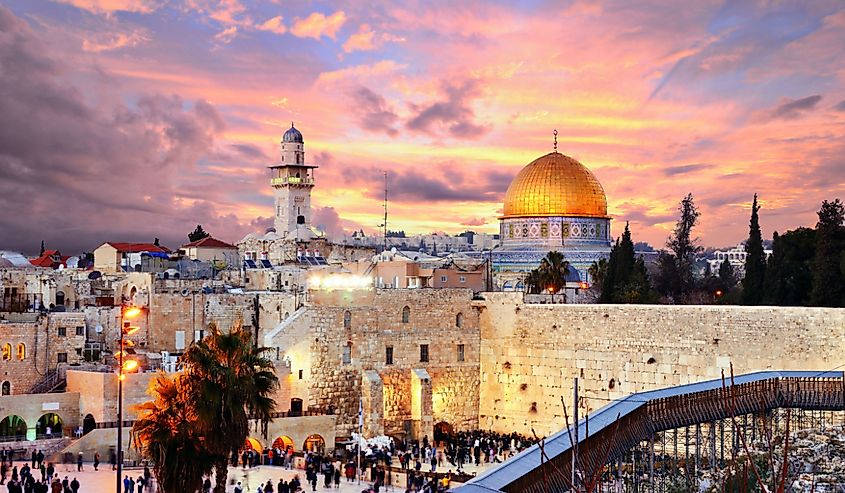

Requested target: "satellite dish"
[{"left": 95, "top": 324, "right": 103, "bottom": 334}]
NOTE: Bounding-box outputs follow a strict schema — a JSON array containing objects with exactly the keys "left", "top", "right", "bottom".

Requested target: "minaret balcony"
[{"left": 271, "top": 176, "right": 314, "bottom": 187}]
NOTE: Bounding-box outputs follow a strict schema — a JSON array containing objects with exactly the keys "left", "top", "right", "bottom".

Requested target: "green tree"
[
  {"left": 718, "top": 259, "right": 735, "bottom": 290},
  {"left": 525, "top": 251, "right": 571, "bottom": 294},
  {"left": 810, "top": 199, "right": 845, "bottom": 307},
  {"left": 587, "top": 258, "right": 608, "bottom": 294},
  {"left": 656, "top": 194, "right": 702, "bottom": 302},
  {"left": 133, "top": 372, "right": 215, "bottom": 493},
  {"left": 182, "top": 322, "right": 279, "bottom": 493},
  {"left": 742, "top": 194, "right": 766, "bottom": 305},
  {"left": 763, "top": 228, "right": 815, "bottom": 306},
  {"left": 188, "top": 224, "right": 211, "bottom": 242},
  {"left": 600, "top": 223, "right": 654, "bottom": 303}
]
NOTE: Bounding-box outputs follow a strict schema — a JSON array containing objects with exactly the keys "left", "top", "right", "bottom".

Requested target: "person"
[
  {"left": 31, "top": 451, "right": 36, "bottom": 469},
  {"left": 277, "top": 479, "right": 286, "bottom": 493},
  {"left": 137, "top": 475, "right": 145, "bottom": 492},
  {"left": 110, "top": 451, "right": 117, "bottom": 471},
  {"left": 76, "top": 453, "right": 83, "bottom": 472},
  {"left": 430, "top": 455, "right": 436, "bottom": 473},
  {"left": 69, "top": 477, "right": 79, "bottom": 493},
  {"left": 50, "top": 478, "right": 61, "bottom": 493},
  {"left": 1, "top": 461, "right": 6, "bottom": 485},
  {"left": 234, "top": 481, "right": 243, "bottom": 493},
  {"left": 263, "top": 479, "right": 273, "bottom": 492},
  {"left": 45, "top": 463, "right": 54, "bottom": 482},
  {"left": 93, "top": 452, "right": 100, "bottom": 472},
  {"left": 36, "top": 451, "right": 44, "bottom": 469},
  {"left": 333, "top": 466, "right": 340, "bottom": 489},
  {"left": 123, "top": 475, "right": 132, "bottom": 493}
]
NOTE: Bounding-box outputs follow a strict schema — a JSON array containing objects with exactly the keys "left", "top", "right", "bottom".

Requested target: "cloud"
[
  {"left": 290, "top": 11, "right": 346, "bottom": 40},
  {"left": 766, "top": 94, "right": 823, "bottom": 120},
  {"left": 313, "top": 206, "right": 346, "bottom": 240},
  {"left": 342, "top": 24, "right": 404, "bottom": 53},
  {"left": 406, "top": 79, "right": 490, "bottom": 139},
  {"left": 0, "top": 5, "right": 258, "bottom": 253},
  {"left": 461, "top": 217, "right": 488, "bottom": 227},
  {"left": 316, "top": 60, "right": 407, "bottom": 86},
  {"left": 82, "top": 29, "right": 148, "bottom": 52},
  {"left": 343, "top": 25, "right": 376, "bottom": 52},
  {"left": 256, "top": 15, "right": 286, "bottom": 35},
  {"left": 834, "top": 100, "right": 845, "bottom": 112},
  {"left": 662, "top": 163, "right": 713, "bottom": 176},
  {"left": 52, "top": 0, "right": 162, "bottom": 15},
  {"left": 214, "top": 26, "right": 238, "bottom": 44},
  {"left": 349, "top": 86, "right": 398, "bottom": 136}
]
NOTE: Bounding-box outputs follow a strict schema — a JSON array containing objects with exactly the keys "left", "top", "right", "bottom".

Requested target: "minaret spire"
[{"left": 553, "top": 129, "right": 558, "bottom": 152}]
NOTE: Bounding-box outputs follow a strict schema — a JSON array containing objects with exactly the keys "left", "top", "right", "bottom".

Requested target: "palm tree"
[
  {"left": 182, "top": 321, "right": 279, "bottom": 493},
  {"left": 132, "top": 372, "right": 214, "bottom": 493},
  {"left": 526, "top": 251, "right": 572, "bottom": 294}
]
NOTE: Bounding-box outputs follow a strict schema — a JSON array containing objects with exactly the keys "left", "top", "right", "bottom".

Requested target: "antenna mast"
[{"left": 383, "top": 171, "right": 388, "bottom": 253}]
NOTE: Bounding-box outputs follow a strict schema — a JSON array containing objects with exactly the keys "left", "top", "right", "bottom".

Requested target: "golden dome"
[{"left": 501, "top": 152, "right": 608, "bottom": 219}]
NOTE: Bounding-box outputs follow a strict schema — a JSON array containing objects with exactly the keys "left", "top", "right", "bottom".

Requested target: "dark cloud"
[
  {"left": 406, "top": 79, "right": 490, "bottom": 139},
  {"left": 460, "top": 217, "right": 487, "bottom": 227},
  {"left": 349, "top": 86, "right": 398, "bottom": 136},
  {"left": 229, "top": 143, "right": 269, "bottom": 160},
  {"left": 834, "top": 100, "right": 845, "bottom": 112},
  {"left": 313, "top": 206, "right": 346, "bottom": 240},
  {"left": 0, "top": 6, "right": 260, "bottom": 254},
  {"left": 662, "top": 163, "right": 713, "bottom": 176},
  {"left": 768, "top": 94, "right": 822, "bottom": 120}
]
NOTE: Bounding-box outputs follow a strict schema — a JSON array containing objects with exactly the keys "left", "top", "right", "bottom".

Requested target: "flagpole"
[{"left": 358, "top": 396, "right": 363, "bottom": 485}]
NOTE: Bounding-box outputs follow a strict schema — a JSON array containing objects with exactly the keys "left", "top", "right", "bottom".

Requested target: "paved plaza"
[{"left": 4, "top": 460, "right": 492, "bottom": 492}]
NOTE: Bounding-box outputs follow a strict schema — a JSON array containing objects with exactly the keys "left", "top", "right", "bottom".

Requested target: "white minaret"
[{"left": 269, "top": 123, "right": 318, "bottom": 240}]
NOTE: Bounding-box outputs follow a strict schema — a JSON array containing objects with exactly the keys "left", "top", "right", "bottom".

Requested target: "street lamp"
[
  {"left": 548, "top": 286, "right": 555, "bottom": 304},
  {"left": 116, "top": 305, "right": 140, "bottom": 493}
]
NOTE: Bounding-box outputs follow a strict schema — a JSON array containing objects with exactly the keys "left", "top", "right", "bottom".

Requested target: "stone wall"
[
  {"left": 477, "top": 293, "right": 845, "bottom": 436},
  {"left": 268, "top": 288, "right": 482, "bottom": 438},
  {"left": 0, "top": 392, "right": 80, "bottom": 440}
]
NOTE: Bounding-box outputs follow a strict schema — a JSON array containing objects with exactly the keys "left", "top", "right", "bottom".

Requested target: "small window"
[
  {"left": 455, "top": 313, "right": 463, "bottom": 328},
  {"left": 459, "top": 276, "right": 466, "bottom": 283},
  {"left": 343, "top": 311, "right": 351, "bottom": 329},
  {"left": 16, "top": 343, "right": 25, "bottom": 360},
  {"left": 298, "top": 369, "right": 303, "bottom": 380},
  {"left": 57, "top": 327, "right": 66, "bottom": 337},
  {"left": 1, "top": 344, "right": 10, "bottom": 361},
  {"left": 57, "top": 353, "right": 67, "bottom": 363},
  {"left": 440, "top": 276, "right": 447, "bottom": 283},
  {"left": 420, "top": 344, "right": 429, "bottom": 363},
  {"left": 342, "top": 342, "right": 352, "bottom": 365},
  {"left": 76, "top": 326, "right": 84, "bottom": 336},
  {"left": 385, "top": 346, "right": 394, "bottom": 365},
  {"left": 1, "top": 381, "right": 9, "bottom": 395},
  {"left": 457, "top": 344, "right": 465, "bottom": 362},
  {"left": 402, "top": 306, "right": 410, "bottom": 324}
]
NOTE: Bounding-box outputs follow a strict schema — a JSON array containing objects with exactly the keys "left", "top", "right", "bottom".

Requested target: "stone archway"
[
  {"left": 434, "top": 421, "right": 454, "bottom": 446},
  {"left": 0, "top": 416, "right": 27, "bottom": 440},
  {"left": 36, "top": 413, "right": 63, "bottom": 438},
  {"left": 303, "top": 434, "right": 325, "bottom": 454},
  {"left": 82, "top": 414, "right": 96, "bottom": 435},
  {"left": 244, "top": 437, "right": 262, "bottom": 452},
  {"left": 272, "top": 435, "right": 295, "bottom": 452}
]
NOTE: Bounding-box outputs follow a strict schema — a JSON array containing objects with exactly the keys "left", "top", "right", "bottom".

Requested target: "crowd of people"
[{"left": 0, "top": 450, "right": 80, "bottom": 493}]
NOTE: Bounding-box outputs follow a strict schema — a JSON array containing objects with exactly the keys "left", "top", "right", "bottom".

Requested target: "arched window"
[
  {"left": 401, "top": 306, "right": 410, "bottom": 324},
  {"left": 455, "top": 313, "right": 463, "bottom": 328},
  {"left": 1, "top": 381, "right": 9, "bottom": 396},
  {"left": 342, "top": 341, "right": 352, "bottom": 365},
  {"left": 16, "top": 343, "right": 25, "bottom": 360},
  {"left": 1, "top": 344, "right": 10, "bottom": 361},
  {"left": 343, "top": 311, "right": 351, "bottom": 329}
]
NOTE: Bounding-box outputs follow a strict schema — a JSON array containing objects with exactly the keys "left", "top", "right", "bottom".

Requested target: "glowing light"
[
  {"left": 308, "top": 274, "right": 372, "bottom": 291},
  {"left": 715, "top": 290, "right": 723, "bottom": 297},
  {"left": 123, "top": 307, "right": 142, "bottom": 319},
  {"left": 123, "top": 326, "right": 140, "bottom": 336},
  {"left": 123, "top": 360, "right": 139, "bottom": 372},
  {"left": 580, "top": 282, "right": 590, "bottom": 289}
]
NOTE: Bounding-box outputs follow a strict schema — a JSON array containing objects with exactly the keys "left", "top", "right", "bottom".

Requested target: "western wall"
[
  {"left": 271, "top": 288, "right": 845, "bottom": 441},
  {"left": 478, "top": 292, "right": 845, "bottom": 436}
]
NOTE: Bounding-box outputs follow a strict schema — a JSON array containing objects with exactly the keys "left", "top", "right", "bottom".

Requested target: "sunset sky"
[{"left": 1, "top": 0, "right": 844, "bottom": 254}]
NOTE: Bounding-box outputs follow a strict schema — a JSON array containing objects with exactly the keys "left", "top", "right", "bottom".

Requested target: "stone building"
[{"left": 0, "top": 312, "right": 86, "bottom": 395}]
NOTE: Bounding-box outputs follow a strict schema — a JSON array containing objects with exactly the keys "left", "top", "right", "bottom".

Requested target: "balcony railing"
[{"left": 271, "top": 176, "right": 314, "bottom": 186}]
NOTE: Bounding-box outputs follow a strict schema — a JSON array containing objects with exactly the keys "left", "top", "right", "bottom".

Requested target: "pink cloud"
[{"left": 290, "top": 11, "right": 346, "bottom": 40}]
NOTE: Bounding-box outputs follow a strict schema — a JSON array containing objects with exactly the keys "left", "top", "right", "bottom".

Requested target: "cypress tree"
[
  {"left": 742, "top": 194, "right": 766, "bottom": 305},
  {"left": 763, "top": 228, "right": 815, "bottom": 306},
  {"left": 600, "top": 223, "right": 652, "bottom": 303},
  {"left": 810, "top": 199, "right": 845, "bottom": 307},
  {"left": 718, "top": 259, "right": 735, "bottom": 289}
]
